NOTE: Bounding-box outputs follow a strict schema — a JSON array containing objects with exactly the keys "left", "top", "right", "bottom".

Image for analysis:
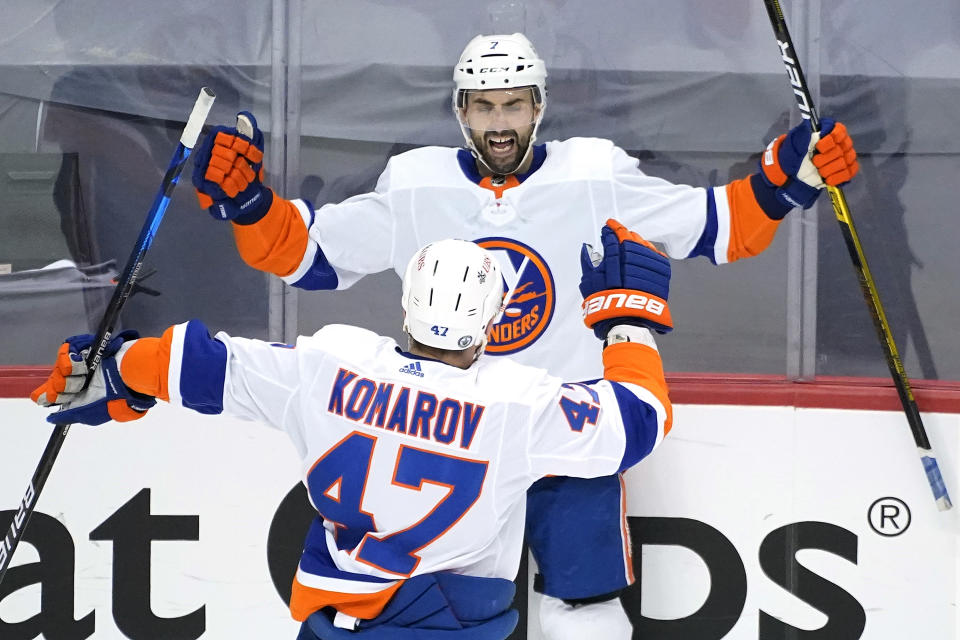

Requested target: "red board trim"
[{"left": 5, "top": 366, "right": 960, "bottom": 413}]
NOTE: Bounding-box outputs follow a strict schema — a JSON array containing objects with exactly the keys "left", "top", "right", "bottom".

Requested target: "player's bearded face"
[{"left": 460, "top": 88, "right": 540, "bottom": 175}]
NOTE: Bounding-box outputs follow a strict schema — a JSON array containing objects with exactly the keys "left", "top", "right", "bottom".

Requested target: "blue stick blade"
[{"left": 921, "top": 454, "right": 952, "bottom": 511}]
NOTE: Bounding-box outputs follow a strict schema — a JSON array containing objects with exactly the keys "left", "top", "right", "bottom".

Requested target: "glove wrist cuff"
[
  {"left": 776, "top": 179, "right": 822, "bottom": 210},
  {"left": 604, "top": 325, "right": 657, "bottom": 350},
  {"left": 232, "top": 187, "right": 274, "bottom": 225}
]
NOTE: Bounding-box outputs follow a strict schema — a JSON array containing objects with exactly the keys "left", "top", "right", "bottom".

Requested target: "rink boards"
[{"left": 0, "top": 386, "right": 957, "bottom": 639}]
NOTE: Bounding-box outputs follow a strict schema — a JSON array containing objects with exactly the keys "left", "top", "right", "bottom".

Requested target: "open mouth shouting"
[
  {"left": 480, "top": 130, "right": 525, "bottom": 173},
  {"left": 486, "top": 132, "right": 517, "bottom": 160}
]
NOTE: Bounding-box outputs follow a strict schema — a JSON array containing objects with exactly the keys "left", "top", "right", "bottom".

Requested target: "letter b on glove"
[{"left": 760, "top": 118, "right": 859, "bottom": 210}]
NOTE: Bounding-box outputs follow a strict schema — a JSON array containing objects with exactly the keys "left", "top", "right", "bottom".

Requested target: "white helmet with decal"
[
  {"left": 453, "top": 32, "right": 547, "bottom": 108},
  {"left": 453, "top": 33, "right": 547, "bottom": 175},
  {"left": 402, "top": 239, "right": 504, "bottom": 351}
]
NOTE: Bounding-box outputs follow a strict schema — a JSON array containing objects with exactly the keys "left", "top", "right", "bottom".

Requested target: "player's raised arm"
[
  {"left": 716, "top": 117, "right": 860, "bottom": 262},
  {"left": 30, "top": 331, "right": 157, "bottom": 426},
  {"left": 31, "top": 320, "right": 304, "bottom": 443},
  {"left": 191, "top": 112, "right": 394, "bottom": 291},
  {"left": 527, "top": 219, "right": 673, "bottom": 479},
  {"left": 611, "top": 117, "right": 858, "bottom": 266}
]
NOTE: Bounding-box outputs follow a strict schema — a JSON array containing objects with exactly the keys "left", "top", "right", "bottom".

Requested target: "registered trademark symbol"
[{"left": 868, "top": 497, "right": 911, "bottom": 537}]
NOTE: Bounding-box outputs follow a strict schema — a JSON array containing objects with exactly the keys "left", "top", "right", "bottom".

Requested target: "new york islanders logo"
[{"left": 475, "top": 237, "right": 555, "bottom": 355}]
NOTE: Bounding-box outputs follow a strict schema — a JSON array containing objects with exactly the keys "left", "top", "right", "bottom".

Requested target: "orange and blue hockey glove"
[
  {"left": 760, "top": 118, "right": 859, "bottom": 210},
  {"left": 192, "top": 111, "right": 273, "bottom": 222},
  {"left": 579, "top": 218, "right": 673, "bottom": 338},
  {"left": 31, "top": 331, "right": 155, "bottom": 426}
]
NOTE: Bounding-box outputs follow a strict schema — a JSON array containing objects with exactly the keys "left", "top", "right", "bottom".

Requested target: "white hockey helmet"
[
  {"left": 453, "top": 33, "right": 547, "bottom": 108},
  {"left": 402, "top": 239, "right": 504, "bottom": 351},
  {"left": 453, "top": 33, "right": 547, "bottom": 175}
]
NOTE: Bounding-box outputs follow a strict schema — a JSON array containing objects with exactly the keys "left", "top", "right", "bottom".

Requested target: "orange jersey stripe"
[
  {"left": 725, "top": 176, "right": 783, "bottom": 263},
  {"left": 618, "top": 473, "right": 635, "bottom": 585},
  {"left": 231, "top": 191, "right": 309, "bottom": 277},
  {"left": 119, "top": 325, "right": 175, "bottom": 402},
  {"left": 602, "top": 342, "right": 672, "bottom": 436},
  {"left": 289, "top": 577, "right": 402, "bottom": 622}
]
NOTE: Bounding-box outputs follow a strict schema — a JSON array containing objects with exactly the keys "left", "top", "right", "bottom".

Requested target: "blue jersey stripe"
[
  {"left": 179, "top": 320, "right": 227, "bottom": 414},
  {"left": 289, "top": 249, "right": 339, "bottom": 290},
  {"left": 685, "top": 187, "right": 719, "bottom": 264},
  {"left": 610, "top": 381, "right": 661, "bottom": 472},
  {"left": 456, "top": 144, "right": 547, "bottom": 184},
  {"left": 299, "top": 517, "right": 396, "bottom": 584},
  {"left": 289, "top": 200, "right": 340, "bottom": 291}
]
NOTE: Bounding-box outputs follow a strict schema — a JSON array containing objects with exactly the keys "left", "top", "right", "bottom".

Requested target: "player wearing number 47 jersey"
[
  {"left": 191, "top": 32, "right": 859, "bottom": 639},
  {"left": 33, "top": 224, "right": 673, "bottom": 639}
]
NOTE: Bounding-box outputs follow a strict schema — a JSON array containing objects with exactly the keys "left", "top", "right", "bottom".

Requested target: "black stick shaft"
[
  {"left": 762, "top": 0, "right": 951, "bottom": 510},
  {"left": 0, "top": 88, "right": 216, "bottom": 585}
]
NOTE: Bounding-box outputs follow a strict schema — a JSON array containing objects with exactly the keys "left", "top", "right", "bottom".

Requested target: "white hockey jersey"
[
  {"left": 141, "top": 319, "right": 671, "bottom": 620},
  {"left": 250, "top": 138, "right": 780, "bottom": 380}
]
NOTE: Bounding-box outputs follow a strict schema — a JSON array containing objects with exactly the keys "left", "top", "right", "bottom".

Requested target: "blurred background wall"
[{"left": 1, "top": 0, "right": 957, "bottom": 381}]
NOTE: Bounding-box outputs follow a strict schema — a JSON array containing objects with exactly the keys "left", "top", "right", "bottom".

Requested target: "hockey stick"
[
  {"left": 762, "top": 0, "right": 952, "bottom": 511},
  {"left": 0, "top": 87, "right": 217, "bottom": 585}
]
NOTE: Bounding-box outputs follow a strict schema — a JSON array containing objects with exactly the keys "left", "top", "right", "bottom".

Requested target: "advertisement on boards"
[{"left": 0, "top": 400, "right": 956, "bottom": 639}]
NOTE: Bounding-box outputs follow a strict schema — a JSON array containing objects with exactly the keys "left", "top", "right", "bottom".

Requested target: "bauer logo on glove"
[
  {"left": 583, "top": 291, "right": 667, "bottom": 321},
  {"left": 579, "top": 218, "right": 673, "bottom": 337},
  {"left": 30, "top": 331, "right": 155, "bottom": 426}
]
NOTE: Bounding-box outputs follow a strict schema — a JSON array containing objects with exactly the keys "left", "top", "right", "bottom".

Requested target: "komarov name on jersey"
[{"left": 327, "top": 368, "right": 485, "bottom": 450}]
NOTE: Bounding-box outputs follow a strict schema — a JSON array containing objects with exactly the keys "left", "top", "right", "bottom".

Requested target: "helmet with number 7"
[
  {"left": 453, "top": 33, "right": 547, "bottom": 107},
  {"left": 453, "top": 33, "right": 547, "bottom": 175},
  {"left": 402, "top": 240, "right": 504, "bottom": 352}
]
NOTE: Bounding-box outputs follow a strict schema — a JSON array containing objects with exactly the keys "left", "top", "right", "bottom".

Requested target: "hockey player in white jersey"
[
  {"left": 190, "top": 33, "right": 860, "bottom": 639},
  {"left": 33, "top": 224, "right": 673, "bottom": 639}
]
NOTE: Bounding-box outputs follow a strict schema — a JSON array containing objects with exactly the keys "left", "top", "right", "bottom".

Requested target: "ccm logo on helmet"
[
  {"left": 479, "top": 67, "right": 510, "bottom": 73},
  {"left": 583, "top": 293, "right": 665, "bottom": 317}
]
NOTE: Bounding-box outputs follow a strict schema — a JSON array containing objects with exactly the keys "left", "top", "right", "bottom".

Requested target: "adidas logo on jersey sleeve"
[{"left": 398, "top": 361, "right": 424, "bottom": 377}]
